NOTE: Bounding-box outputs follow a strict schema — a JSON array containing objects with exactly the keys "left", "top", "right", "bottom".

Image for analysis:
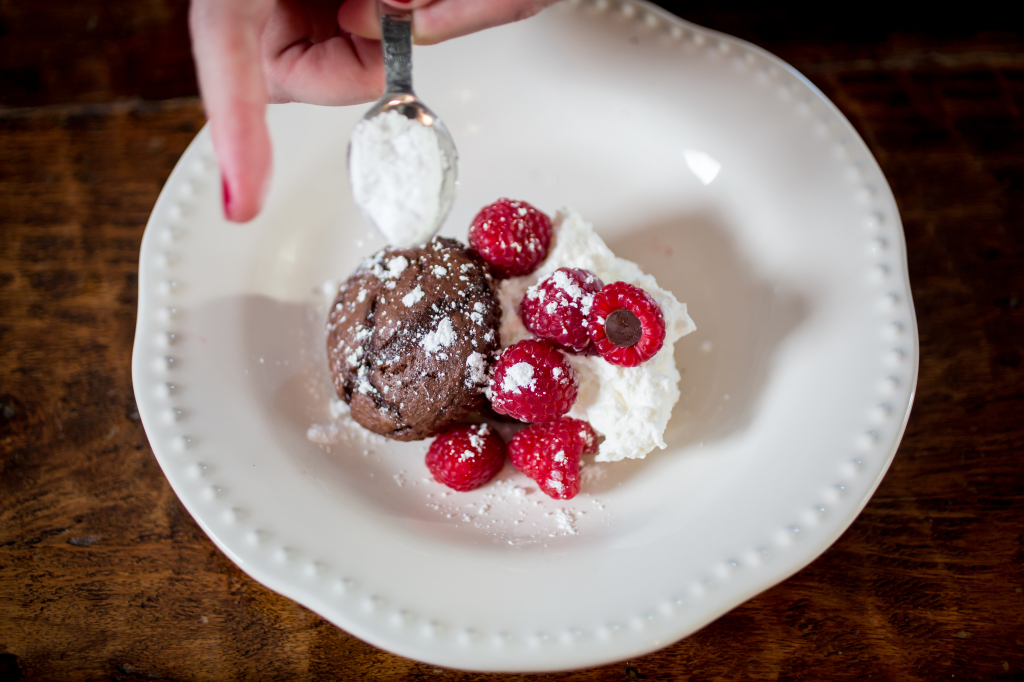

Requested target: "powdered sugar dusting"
[
  {"left": 465, "top": 352, "right": 487, "bottom": 388},
  {"left": 307, "top": 398, "right": 387, "bottom": 446},
  {"left": 306, "top": 351, "right": 609, "bottom": 541},
  {"left": 385, "top": 256, "right": 408, "bottom": 279},
  {"left": 402, "top": 286, "right": 424, "bottom": 307},
  {"left": 422, "top": 475, "right": 609, "bottom": 541},
  {"left": 501, "top": 362, "right": 536, "bottom": 394},
  {"left": 550, "top": 268, "right": 582, "bottom": 300},
  {"left": 420, "top": 317, "right": 455, "bottom": 354},
  {"left": 552, "top": 508, "right": 579, "bottom": 535}
]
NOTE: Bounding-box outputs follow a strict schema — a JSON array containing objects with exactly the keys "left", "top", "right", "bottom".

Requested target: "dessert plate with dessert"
[{"left": 132, "top": 0, "right": 918, "bottom": 672}]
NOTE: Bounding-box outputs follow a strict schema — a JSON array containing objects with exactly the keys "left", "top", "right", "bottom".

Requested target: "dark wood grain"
[{"left": 2, "top": 2, "right": 1023, "bottom": 681}]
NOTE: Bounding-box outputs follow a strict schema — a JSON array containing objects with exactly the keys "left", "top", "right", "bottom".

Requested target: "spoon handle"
[{"left": 380, "top": 2, "right": 413, "bottom": 94}]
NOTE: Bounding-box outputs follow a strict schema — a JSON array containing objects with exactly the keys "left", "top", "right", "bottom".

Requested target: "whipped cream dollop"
[{"left": 498, "top": 209, "right": 695, "bottom": 462}]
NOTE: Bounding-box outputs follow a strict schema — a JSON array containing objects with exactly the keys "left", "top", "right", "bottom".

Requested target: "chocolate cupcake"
[{"left": 327, "top": 237, "right": 501, "bottom": 440}]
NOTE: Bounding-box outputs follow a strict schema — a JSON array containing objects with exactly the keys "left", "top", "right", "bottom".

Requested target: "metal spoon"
[{"left": 348, "top": 1, "right": 458, "bottom": 247}]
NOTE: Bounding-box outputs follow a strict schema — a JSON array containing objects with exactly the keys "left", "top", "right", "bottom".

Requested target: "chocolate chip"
[{"left": 605, "top": 308, "right": 642, "bottom": 347}]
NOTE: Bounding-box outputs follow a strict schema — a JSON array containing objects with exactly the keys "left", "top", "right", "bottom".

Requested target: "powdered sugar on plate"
[
  {"left": 421, "top": 473, "right": 610, "bottom": 541},
  {"left": 307, "top": 397, "right": 387, "bottom": 446},
  {"left": 307, "top": 402, "right": 610, "bottom": 540}
]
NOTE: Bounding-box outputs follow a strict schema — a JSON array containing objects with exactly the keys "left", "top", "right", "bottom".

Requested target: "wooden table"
[{"left": 2, "top": 2, "right": 1022, "bottom": 680}]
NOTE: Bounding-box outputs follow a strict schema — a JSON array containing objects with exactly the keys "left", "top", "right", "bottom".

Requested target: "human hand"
[{"left": 190, "top": 0, "right": 558, "bottom": 222}]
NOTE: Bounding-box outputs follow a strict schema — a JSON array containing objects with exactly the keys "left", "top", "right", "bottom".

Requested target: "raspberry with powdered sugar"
[
  {"left": 509, "top": 418, "right": 598, "bottom": 500},
  {"left": 488, "top": 339, "right": 578, "bottom": 423},
  {"left": 468, "top": 198, "right": 552, "bottom": 278},
  {"left": 426, "top": 423, "right": 506, "bottom": 492},
  {"left": 520, "top": 267, "right": 604, "bottom": 354}
]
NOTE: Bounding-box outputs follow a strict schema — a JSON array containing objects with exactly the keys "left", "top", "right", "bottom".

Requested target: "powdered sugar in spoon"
[{"left": 348, "top": 1, "right": 459, "bottom": 248}]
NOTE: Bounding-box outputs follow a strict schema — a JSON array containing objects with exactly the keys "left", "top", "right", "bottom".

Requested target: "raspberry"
[
  {"left": 588, "top": 281, "right": 666, "bottom": 367},
  {"left": 425, "top": 423, "right": 506, "bottom": 492},
  {"left": 572, "top": 418, "right": 600, "bottom": 456},
  {"left": 488, "top": 339, "right": 577, "bottom": 422},
  {"left": 520, "top": 268, "right": 604, "bottom": 354},
  {"left": 468, "top": 199, "right": 552, "bottom": 278},
  {"left": 508, "top": 418, "right": 597, "bottom": 500}
]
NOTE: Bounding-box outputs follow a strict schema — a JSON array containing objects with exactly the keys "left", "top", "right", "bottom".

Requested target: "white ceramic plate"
[{"left": 132, "top": 0, "right": 918, "bottom": 672}]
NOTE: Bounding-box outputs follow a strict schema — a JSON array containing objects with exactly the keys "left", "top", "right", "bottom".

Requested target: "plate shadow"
[{"left": 588, "top": 209, "right": 811, "bottom": 484}]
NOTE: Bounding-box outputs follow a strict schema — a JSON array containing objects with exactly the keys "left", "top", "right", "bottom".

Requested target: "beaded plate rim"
[{"left": 132, "top": 0, "right": 919, "bottom": 672}]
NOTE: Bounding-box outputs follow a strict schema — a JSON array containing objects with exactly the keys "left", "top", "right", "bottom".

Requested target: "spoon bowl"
[{"left": 348, "top": 4, "right": 459, "bottom": 247}]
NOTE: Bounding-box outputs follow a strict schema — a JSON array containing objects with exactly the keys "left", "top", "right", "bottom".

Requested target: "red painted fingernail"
[{"left": 222, "top": 177, "right": 233, "bottom": 220}]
